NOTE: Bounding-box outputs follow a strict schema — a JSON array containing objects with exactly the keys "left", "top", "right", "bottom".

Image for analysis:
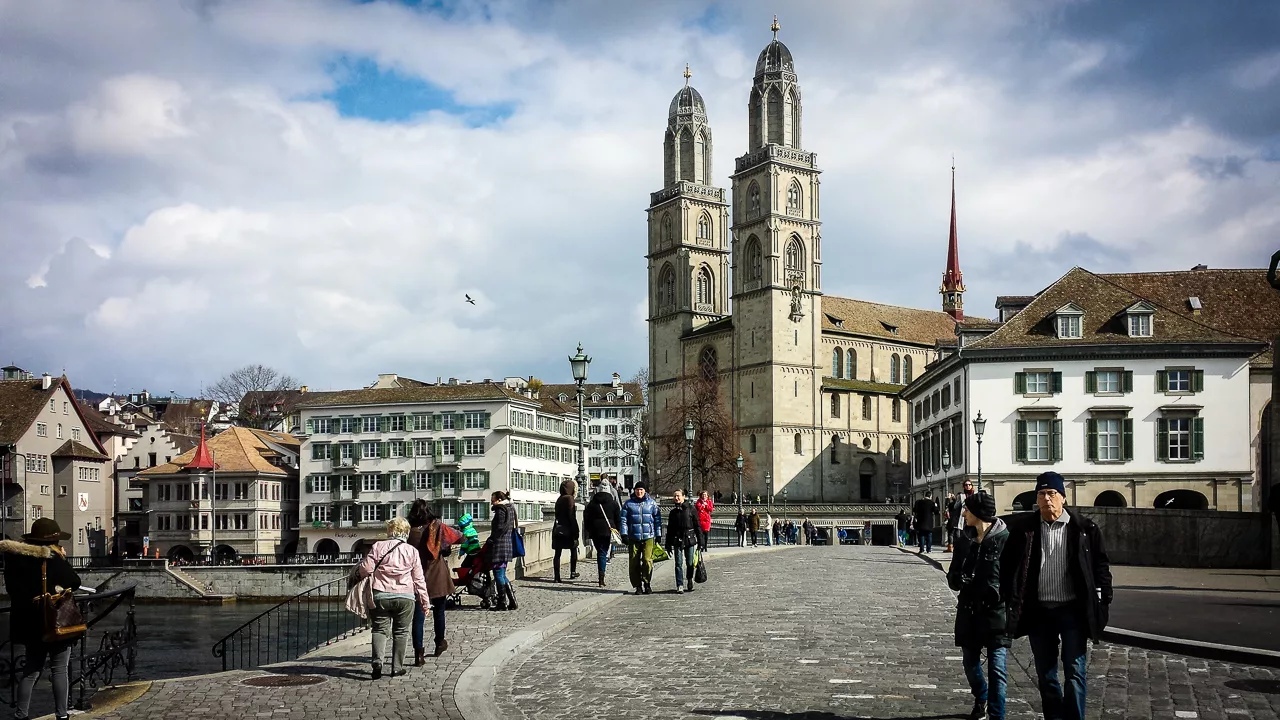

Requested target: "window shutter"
[
  {"left": 1155, "top": 370, "right": 1168, "bottom": 393},
  {"left": 1122, "top": 418, "right": 1134, "bottom": 461},
  {"left": 1015, "top": 420, "right": 1028, "bottom": 462},
  {"left": 379, "top": 442, "right": 388, "bottom": 459},
  {"left": 1084, "top": 372, "right": 1097, "bottom": 394},
  {"left": 1086, "top": 419, "right": 1098, "bottom": 461},
  {"left": 305, "top": 477, "right": 313, "bottom": 493},
  {"left": 1051, "top": 419, "right": 1063, "bottom": 462},
  {"left": 352, "top": 420, "right": 361, "bottom": 435},
  {"left": 403, "top": 441, "right": 413, "bottom": 458},
  {"left": 1051, "top": 372, "right": 1063, "bottom": 394},
  {"left": 1014, "top": 372, "right": 1027, "bottom": 394},
  {"left": 1122, "top": 371, "right": 1134, "bottom": 394},
  {"left": 305, "top": 505, "right": 313, "bottom": 522},
  {"left": 483, "top": 412, "right": 491, "bottom": 429},
  {"left": 483, "top": 470, "right": 490, "bottom": 487},
  {"left": 454, "top": 442, "right": 464, "bottom": 461},
  {"left": 1192, "top": 370, "right": 1205, "bottom": 393},
  {"left": 433, "top": 441, "right": 443, "bottom": 463},
  {"left": 305, "top": 419, "right": 313, "bottom": 434},
  {"left": 378, "top": 417, "right": 388, "bottom": 433},
  {"left": 1156, "top": 418, "right": 1169, "bottom": 461},
  {"left": 432, "top": 414, "right": 443, "bottom": 431},
  {"left": 1192, "top": 417, "right": 1205, "bottom": 460}
]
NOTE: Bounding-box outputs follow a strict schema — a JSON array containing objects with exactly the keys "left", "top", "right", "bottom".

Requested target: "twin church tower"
[{"left": 646, "top": 20, "right": 964, "bottom": 502}]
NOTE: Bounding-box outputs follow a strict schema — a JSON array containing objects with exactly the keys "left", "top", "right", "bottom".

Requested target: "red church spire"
[
  {"left": 186, "top": 422, "right": 216, "bottom": 472},
  {"left": 940, "top": 160, "right": 966, "bottom": 321}
]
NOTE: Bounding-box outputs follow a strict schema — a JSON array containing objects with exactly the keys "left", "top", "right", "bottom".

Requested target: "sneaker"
[
  {"left": 634, "top": 587, "right": 644, "bottom": 595},
  {"left": 371, "top": 663, "right": 382, "bottom": 680},
  {"left": 569, "top": 572, "right": 581, "bottom": 579},
  {"left": 643, "top": 581, "right": 652, "bottom": 594},
  {"left": 968, "top": 700, "right": 987, "bottom": 720},
  {"left": 676, "top": 587, "right": 684, "bottom": 594}
]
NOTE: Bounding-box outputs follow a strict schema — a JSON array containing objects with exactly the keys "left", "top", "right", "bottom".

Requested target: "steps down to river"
[{"left": 165, "top": 564, "right": 234, "bottom": 603}]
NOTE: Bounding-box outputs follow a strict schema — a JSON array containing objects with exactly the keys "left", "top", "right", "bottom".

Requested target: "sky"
[{"left": 2, "top": 0, "right": 1278, "bottom": 397}]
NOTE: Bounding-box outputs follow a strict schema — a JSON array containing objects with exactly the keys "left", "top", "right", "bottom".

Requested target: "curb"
[
  {"left": 896, "top": 546, "right": 1280, "bottom": 668},
  {"left": 895, "top": 545, "right": 946, "bottom": 571},
  {"left": 454, "top": 544, "right": 799, "bottom": 720}
]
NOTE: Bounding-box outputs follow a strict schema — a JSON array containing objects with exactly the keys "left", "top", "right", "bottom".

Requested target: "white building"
[
  {"left": 543, "top": 373, "right": 645, "bottom": 491},
  {"left": 296, "top": 381, "right": 580, "bottom": 555},
  {"left": 904, "top": 266, "right": 1274, "bottom": 512}
]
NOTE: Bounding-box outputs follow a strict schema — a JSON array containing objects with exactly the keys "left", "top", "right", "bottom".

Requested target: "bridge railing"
[{"left": 212, "top": 574, "right": 361, "bottom": 672}]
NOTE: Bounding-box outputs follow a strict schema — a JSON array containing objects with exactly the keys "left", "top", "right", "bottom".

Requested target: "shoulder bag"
[
  {"left": 510, "top": 509, "right": 526, "bottom": 558},
  {"left": 345, "top": 540, "right": 402, "bottom": 619},
  {"left": 38, "top": 560, "right": 86, "bottom": 643},
  {"left": 600, "top": 503, "right": 623, "bottom": 546},
  {"left": 694, "top": 551, "right": 708, "bottom": 584}
]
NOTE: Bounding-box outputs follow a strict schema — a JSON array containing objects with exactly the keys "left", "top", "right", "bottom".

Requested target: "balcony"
[
  {"left": 330, "top": 455, "right": 360, "bottom": 472},
  {"left": 331, "top": 486, "right": 359, "bottom": 501},
  {"left": 335, "top": 519, "right": 356, "bottom": 529}
]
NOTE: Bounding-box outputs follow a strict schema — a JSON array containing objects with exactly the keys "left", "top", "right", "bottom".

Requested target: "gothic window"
[
  {"left": 892, "top": 398, "right": 901, "bottom": 423},
  {"left": 749, "top": 88, "right": 762, "bottom": 149},
  {"left": 662, "top": 213, "right": 673, "bottom": 246},
  {"left": 680, "top": 127, "right": 695, "bottom": 181},
  {"left": 832, "top": 349, "right": 842, "bottom": 377},
  {"left": 697, "top": 213, "right": 712, "bottom": 242},
  {"left": 693, "top": 129, "right": 706, "bottom": 183},
  {"left": 890, "top": 438, "right": 901, "bottom": 463},
  {"left": 862, "top": 395, "right": 872, "bottom": 421},
  {"left": 890, "top": 354, "right": 901, "bottom": 384},
  {"left": 794, "top": 433, "right": 802, "bottom": 454},
  {"left": 696, "top": 267, "right": 713, "bottom": 306},
  {"left": 749, "top": 434, "right": 757, "bottom": 453},
  {"left": 785, "top": 238, "right": 803, "bottom": 271},
  {"left": 788, "top": 89, "right": 800, "bottom": 147},
  {"left": 659, "top": 264, "right": 676, "bottom": 310},
  {"left": 787, "top": 180, "right": 802, "bottom": 215},
  {"left": 746, "top": 236, "right": 763, "bottom": 281},
  {"left": 903, "top": 355, "right": 913, "bottom": 383},
  {"left": 699, "top": 346, "right": 718, "bottom": 383},
  {"left": 767, "top": 89, "right": 784, "bottom": 145},
  {"left": 831, "top": 393, "right": 840, "bottom": 418},
  {"left": 830, "top": 434, "right": 840, "bottom": 464},
  {"left": 748, "top": 182, "right": 761, "bottom": 216},
  {"left": 846, "top": 349, "right": 856, "bottom": 380}
]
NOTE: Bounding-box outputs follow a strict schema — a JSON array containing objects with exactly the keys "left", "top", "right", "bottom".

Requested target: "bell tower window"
[
  {"left": 748, "top": 182, "right": 761, "bottom": 217},
  {"left": 695, "top": 267, "right": 714, "bottom": 308},
  {"left": 697, "top": 213, "right": 712, "bottom": 243},
  {"left": 745, "top": 236, "right": 763, "bottom": 282},
  {"left": 787, "top": 180, "right": 802, "bottom": 216}
]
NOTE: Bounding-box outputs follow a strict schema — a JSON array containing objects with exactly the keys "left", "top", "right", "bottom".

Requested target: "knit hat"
[
  {"left": 964, "top": 492, "right": 997, "bottom": 523},
  {"left": 633, "top": 481, "right": 648, "bottom": 492},
  {"left": 1035, "top": 471, "right": 1067, "bottom": 496}
]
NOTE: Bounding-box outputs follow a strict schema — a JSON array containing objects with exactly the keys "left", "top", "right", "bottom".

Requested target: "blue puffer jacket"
[{"left": 619, "top": 494, "right": 663, "bottom": 541}]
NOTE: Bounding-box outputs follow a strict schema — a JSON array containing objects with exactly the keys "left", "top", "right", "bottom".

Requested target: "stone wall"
[
  {"left": 1059, "top": 507, "right": 1268, "bottom": 569},
  {"left": 68, "top": 565, "right": 349, "bottom": 601}
]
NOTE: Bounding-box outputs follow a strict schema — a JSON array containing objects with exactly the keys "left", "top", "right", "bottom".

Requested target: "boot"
[
  {"left": 414, "top": 648, "right": 425, "bottom": 667},
  {"left": 505, "top": 583, "right": 519, "bottom": 611},
  {"left": 434, "top": 639, "right": 449, "bottom": 657},
  {"left": 598, "top": 569, "right": 606, "bottom": 587},
  {"left": 493, "top": 584, "right": 508, "bottom": 611}
]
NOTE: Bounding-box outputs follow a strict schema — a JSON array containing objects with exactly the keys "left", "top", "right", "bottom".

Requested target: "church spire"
[
  {"left": 940, "top": 160, "right": 966, "bottom": 321},
  {"left": 185, "top": 421, "right": 216, "bottom": 472}
]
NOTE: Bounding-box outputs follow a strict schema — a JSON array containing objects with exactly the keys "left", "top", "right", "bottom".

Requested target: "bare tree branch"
[
  {"left": 652, "top": 372, "right": 750, "bottom": 496},
  {"left": 208, "top": 364, "right": 299, "bottom": 430}
]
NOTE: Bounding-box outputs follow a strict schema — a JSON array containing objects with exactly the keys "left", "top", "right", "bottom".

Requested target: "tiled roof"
[
  {"left": 541, "top": 382, "right": 644, "bottom": 407},
  {"left": 995, "top": 295, "right": 1036, "bottom": 306},
  {"left": 166, "top": 431, "right": 199, "bottom": 454},
  {"left": 50, "top": 440, "right": 108, "bottom": 461},
  {"left": 296, "top": 382, "right": 533, "bottom": 409},
  {"left": 536, "top": 396, "right": 575, "bottom": 416},
  {"left": 0, "top": 379, "right": 58, "bottom": 445},
  {"left": 821, "top": 296, "right": 958, "bottom": 347},
  {"left": 821, "top": 377, "right": 904, "bottom": 395},
  {"left": 959, "top": 317, "right": 1000, "bottom": 330},
  {"left": 137, "top": 427, "right": 298, "bottom": 478},
  {"left": 967, "top": 267, "right": 1266, "bottom": 353},
  {"left": 76, "top": 403, "right": 141, "bottom": 438}
]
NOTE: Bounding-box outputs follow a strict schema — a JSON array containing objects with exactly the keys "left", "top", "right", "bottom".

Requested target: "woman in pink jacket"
[
  {"left": 695, "top": 491, "right": 714, "bottom": 552},
  {"left": 358, "top": 517, "right": 431, "bottom": 679}
]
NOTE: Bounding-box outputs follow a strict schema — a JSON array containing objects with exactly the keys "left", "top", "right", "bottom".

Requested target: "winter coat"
[
  {"left": 408, "top": 521, "right": 455, "bottom": 601},
  {"left": 1, "top": 540, "right": 81, "bottom": 647},
  {"left": 1001, "top": 507, "right": 1113, "bottom": 642},
  {"left": 946, "top": 519, "right": 1011, "bottom": 649},
  {"left": 913, "top": 498, "right": 939, "bottom": 528},
  {"left": 665, "top": 500, "right": 699, "bottom": 550},
  {"left": 734, "top": 513, "right": 747, "bottom": 532},
  {"left": 489, "top": 501, "right": 517, "bottom": 565},
  {"left": 748, "top": 513, "right": 761, "bottom": 531},
  {"left": 694, "top": 497, "right": 714, "bottom": 532},
  {"left": 583, "top": 490, "right": 621, "bottom": 543},
  {"left": 552, "top": 494, "right": 580, "bottom": 550},
  {"left": 618, "top": 493, "right": 662, "bottom": 542},
  {"left": 358, "top": 538, "right": 431, "bottom": 612}
]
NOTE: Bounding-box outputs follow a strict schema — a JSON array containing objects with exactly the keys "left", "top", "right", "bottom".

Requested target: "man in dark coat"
[
  {"left": 912, "top": 495, "right": 940, "bottom": 553},
  {"left": 748, "top": 509, "right": 761, "bottom": 546},
  {"left": 664, "top": 489, "right": 700, "bottom": 593},
  {"left": 1001, "top": 472, "right": 1112, "bottom": 720}
]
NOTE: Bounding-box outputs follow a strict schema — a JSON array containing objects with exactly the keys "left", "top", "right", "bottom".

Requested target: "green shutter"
[
  {"left": 378, "top": 442, "right": 387, "bottom": 458},
  {"left": 305, "top": 419, "right": 313, "bottom": 434},
  {"left": 433, "top": 441, "right": 443, "bottom": 463},
  {"left": 483, "top": 470, "right": 491, "bottom": 489},
  {"left": 1192, "top": 417, "right": 1205, "bottom": 460},
  {"left": 1051, "top": 372, "right": 1063, "bottom": 394},
  {"left": 1122, "top": 371, "right": 1134, "bottom": 394},
  {"left": 483, "top": 412, "right": 491, "bottom": 429},
  {"left": 432, "top": 414, "right": 443, "bottom": 431},
  {"left": 454, "top": 441, "right": 464, "bottom": 461},
  {"left": 1192, "top": 370, "right": 1205, "bottom": 393},
  {"left": 1086, "top": 419, "right": 1098, "bottom": 461},
  {"left": 352, "top": 419, "right": 361, "bottom": 435},
  {"left": 305, "top": 477, "right": 313, "bottom": 493},
  {"left": 1084, "top": 371, "right": 1097, "bottom": 394},
  {"left": 1156, "top": 418, "right": 1169, "bottom": 461},
  {"left": 378, "top": 417, "right": 388, "bottom": 433},
  {"left": 1015, "top": 420, "right": 1028, "bottom": 462},
  {"left": 403, "top": 440, "right": 412, "bottom": 458},
  {"left": 1014, "top": 372, "right": 1027, "bottom": 394},
  {"left": 305, "top": 505, "right": 313, "bottom": 522},
  {"left": 1122, "top": 418, "right": 1134, "bottom": 461},
  {"left": 1051, "top": 419, "right": 1063, "bottom": 462},
  {"left": 1156, "top": 370, "right": 1168, "bottom": 393}
]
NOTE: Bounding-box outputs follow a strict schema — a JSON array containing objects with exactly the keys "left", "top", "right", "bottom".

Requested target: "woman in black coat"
[
  {"left": 1, "top": 518, "right": 82, "bottom": 720},
  {"left": 582, "top": 483, "right": 621, "bottom": 587},
  {"left": 552, "top": 480, "right": 581, "bottom": 582},
  {"left": 945, "top": 493, "right": 1010, "bottom": 720}
]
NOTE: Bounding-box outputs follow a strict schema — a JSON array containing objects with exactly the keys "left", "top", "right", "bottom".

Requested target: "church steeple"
[
  {"left": 748, "top": 16, "right": 801, "bottom": 151},
  {"left": 940, "top": 161, "right": 966, "bottom": 321},
  {"left": 664, "top": 64, "right": 713, "bottom": 187}
]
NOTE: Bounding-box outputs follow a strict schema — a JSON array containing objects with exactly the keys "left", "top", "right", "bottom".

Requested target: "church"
[{"left": 646, "top": 20, "right": 964, "bottom": 503}]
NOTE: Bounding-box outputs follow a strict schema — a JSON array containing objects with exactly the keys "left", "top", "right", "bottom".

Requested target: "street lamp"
[
  {"left": 972, "top": 411, "right": 987, "bottom": 494},
  {"left": 941, "top": 449, "right": 951, "bottom": 494},
  {"left": 765, "top": 471, "right": 772, "bottom": 507},
  {"left": 735, "top": 454, "right": 744, "bottom": 518},
  {"left": 683, "top": 420, "right": 695, "bottom": 496},
  {"left": 568, "top": 344, "right": 591, "bottom": 503}
]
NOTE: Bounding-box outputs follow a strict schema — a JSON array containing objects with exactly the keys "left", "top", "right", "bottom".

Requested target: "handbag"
[
  {"left": 511, "top": 529, "right": 526, "bottom": 558},
  {"left": 600, "top": 506, "right": 623, "bottom": 546},
  {"left": 344, "top": 540, "right": 402, "bottom": 619},
  {"left": 38, "top": 560, "right": 86, "bottom": 643},
  {"left": 694, "top": 554, "right": 708, "bottom": 584},
  {"left": 651, "top": 543, "right": 670, "bottom": 564}
]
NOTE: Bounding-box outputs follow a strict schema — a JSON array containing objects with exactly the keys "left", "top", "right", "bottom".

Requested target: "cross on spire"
[
  {"left": 683, "top": 63, "right": 692, "bottom": 86},
  {"left": 771, "top": 15, "right": 781, "bottom": 40}
]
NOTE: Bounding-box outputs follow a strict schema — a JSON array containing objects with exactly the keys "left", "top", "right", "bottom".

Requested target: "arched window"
[
  {"left": 891, "top": 398, "right": 901, "bottom": 423},
  {"left": 748, "top": 182, "right": 761, "bottom": 216},
  {"left": 787, "top": 180, "right": 802, "bottom": 214},
  {"left": 831, "top": 393, "right": 841, "bottom": 418},
  {"left": 783, "top": 90, "right": 796, "bottom": 146},
  {"left": 903, "top": 355, "right": 913, "bottom": 383},
  {"left": 699, "top": 346, "right": 718, "bottom": 383},
  {"left": 890, "top": 438, "right": 901, "bottom": 463},
  {"left": 749, "top": 434, "right": 757, "bottom": 453},
  {"left": 832, "top": 349, "right": 842, "bottom": 377},
  {"left": 767, "top": 89, "right": 784, "bottom": 145},
  {"left": 696, "top": 267, "right": 713, "bottom": 306},
  {"left": 662, "top": 213, "right": 673, "bottom": 246},
  {"left": 890, "top": 354, "right": 901, "bottom": 384},
  {"left": 749, "top": 87, "right": 762, "bottom": 148},
  {"left": 862, "top": 395, "right": 873, "bottom": 421},
  {"left": 785, "top": 238, "right": 803, "bottom": 271},
  {"left": 693, "top": 129, "right": 706, "bottom": 183},
  {"left": 789, "top": 89, "right": 801, "bottom": 147},
  {"left": 659, "top": 264, "right": 676, "bottom": 310},
  {"left": 794, "top": 433, "right": 802, "bottom": 454},
  {"left": 831, "top": 434, "right": 841, "bottom": 464},
  {"left": 696, "top": 213, "right": 711, "bottom": 242},
  {"left": 680, "top": 127, "right": 695, "bottom": 180},
  {"left": 846, "top": 349, "right": 856, "bottom": 380},
  {"left": 745, "top": 236, "right": 763, "bottom": 281},
  {"left": 700, "top": 130, "right": 712, "bottom": 185}
]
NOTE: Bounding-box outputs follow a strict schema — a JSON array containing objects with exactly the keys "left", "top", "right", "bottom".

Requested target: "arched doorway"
[
  {"left": 1012, "top": 491, "right": 1038, "bottom": 512},
  {"left": 281, "top": 540, "right": 298, "bottom": 558},
  {"left": 314, "top": 538, "right": 340, "bottom": 557},
  {"left": 1154, "top": 489, "right": 1209, "bottom": 510},
  {"left": 168, "top": 545, "right": 194, "bottom": 562},
  {"left": 859, "top": 458, "right": 875, "bottom": 500},
  {"left": 353, "top": 539, "right": 377, "bottom": 556},
  {"left": 214, "top": 544, "right": 238, "bottom": 563},
  {"left": 1093, "top": 490, "right": 1127, "bottom": 507}
]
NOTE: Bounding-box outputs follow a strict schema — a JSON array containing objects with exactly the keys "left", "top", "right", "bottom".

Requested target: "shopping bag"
[{"left": 651, "top": 542, "right": 670, "bottom": 564}]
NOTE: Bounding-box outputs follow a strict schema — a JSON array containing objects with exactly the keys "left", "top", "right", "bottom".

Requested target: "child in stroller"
[{"left": 452, "top": 534, "right": 498, "bottom": 608}]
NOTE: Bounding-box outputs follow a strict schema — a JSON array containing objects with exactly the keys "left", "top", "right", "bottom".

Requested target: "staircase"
[{"left": 164, "top": 562, "right": 234, "bottom": 603}]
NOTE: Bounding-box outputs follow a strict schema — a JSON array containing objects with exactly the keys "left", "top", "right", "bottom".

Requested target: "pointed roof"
[
  {"left": 185, "top": 423, "right": 216, "bottom": 472},
  {"left": 50, "top": 440, "right": 109, "bottom": 461},
  {"left": 940, "top": 164, "right": 964, "bottom": 296},
  {"left": 138, "top": 426, "right": 299, "bottom": 478}
]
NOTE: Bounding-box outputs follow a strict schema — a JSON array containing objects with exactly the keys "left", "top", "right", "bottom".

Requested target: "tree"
[
  {"left": 628, "top": 368, "right": 650, "bottom": 484},
  {"left": 652, "top": 370, "right": 749, "bottom": 495},
  {"left": 209, "top": 364, "right": 299, "bottom": 430}
]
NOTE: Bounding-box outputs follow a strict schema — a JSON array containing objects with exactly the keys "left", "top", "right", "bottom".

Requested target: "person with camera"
[{"left": 946, "top": 492, "right": 1009, "bottom": 720}]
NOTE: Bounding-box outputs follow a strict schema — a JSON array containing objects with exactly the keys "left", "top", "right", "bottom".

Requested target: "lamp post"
[
  {"left": 735, "top": 454, "right": 744, "bottom": 519},
  {"left": 941, "top": 449, "right": 951, "bottom": 494},
  {"left": 765, "top": 471, "right": 772, "bottom": 508},
  {"left": 683, "top": 420, "right": 695, "bottom": 496},
  {"left": 780, "top": 487, "right": 787, "bottom": 520},
  {"left": 569, "top": 344, "right": 591, "bottom": 503},
  {"left": 972, "top": 411, "right": 986, "bottom": 494}
]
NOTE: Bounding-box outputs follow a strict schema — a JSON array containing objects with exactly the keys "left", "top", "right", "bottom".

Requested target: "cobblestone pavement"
[{"left": 497, "top": 545, "right": 1280, "bottom": 720}]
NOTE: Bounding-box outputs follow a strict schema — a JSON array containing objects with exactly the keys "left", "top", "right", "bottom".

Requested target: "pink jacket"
[
  {"left": 695, "top": 497, "right": 714, "bottom": 532},
  {"left": 358, "top": 539, "right": 430, "bottom": 611}
]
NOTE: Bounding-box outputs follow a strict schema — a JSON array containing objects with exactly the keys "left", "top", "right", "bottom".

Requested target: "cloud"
[{"left": 1, "top": 0, "right": 1278, "bottom": 393}]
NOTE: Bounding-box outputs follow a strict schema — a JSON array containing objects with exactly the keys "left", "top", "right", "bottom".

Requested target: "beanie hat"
[
  {"left": 964, "top": 492, "right": 997, "bottom": 523},
  {"left": 1035, "top": 471, "right": 1066, "bottom": 496},
  {"left": 633, "top": 481, "right": 647, "bottom": 492}
]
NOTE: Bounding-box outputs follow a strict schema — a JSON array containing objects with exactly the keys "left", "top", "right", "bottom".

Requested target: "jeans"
[
  {"left": 736, "top": 530, "right": 746, "bottom": 547},
  {"left": 1028, "top": 604, "right": 1089, "bottom": 720},
  {"left": 412, "top": 598, "right": 447, "bottom": 650},
  {"left": 918, "top": 526, "right": 933, "bottom": 552},
  {"left": 493, "top": 564, "right": 509, "bottom": 586},
  {"left": 15, "top": 642, "right": 72, "bottom": 720},
  {"left": 672, "top": 545, "right": 696, "bottom": 588},
  {"left": 593, "top": 538, "right": 611, "bottom": 576},
  {"left": 370, "top": 594, "right": 415, "bottom": 672},
  {"left": 898, "top": 530, "right": 908, "bottom": 547},
  {"left": 962, "top": 645, "right": 1008, "bottom": 720},
  {"left": 627, "top": 538, "right": 654, "bottom": 589},
  {"left": 750, "top": 530, "right": 758, "bottom": 546},
  {"left": 554, "top": 546, "right": 577, "bottom": 578},
  {"left": 696, "top": 527, "right": 709, "bottom": 552}
]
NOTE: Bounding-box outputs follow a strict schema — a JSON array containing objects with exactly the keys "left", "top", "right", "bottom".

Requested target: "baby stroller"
[{"left": 452, "top": 540, "right": 497, "bottom": 609}]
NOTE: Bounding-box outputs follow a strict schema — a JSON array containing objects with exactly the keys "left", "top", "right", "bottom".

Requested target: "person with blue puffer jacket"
[{"left": 618, "top": 481, "right": 662, "bottom": 595}]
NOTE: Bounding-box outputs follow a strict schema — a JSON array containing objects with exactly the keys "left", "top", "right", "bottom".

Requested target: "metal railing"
[
  {"left": 212, "top": 575, "right": 362, "bottom": 672},
  {"left": 69, "top": 553, "right": 364, "bottom": 569},
  {"left": 0, "top": 583, "right": 138, "bottom": 712}
]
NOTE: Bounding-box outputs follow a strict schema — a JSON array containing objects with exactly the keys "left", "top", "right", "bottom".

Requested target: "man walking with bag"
[
  {"left": 664, "top": 489, "right": 699, "bottom": 594},
  {"left": 913, "top": 494, "right": 940, "bottom": 553},
  {"left": 619, "top": 481, "right": 662, "bottom": 595}
]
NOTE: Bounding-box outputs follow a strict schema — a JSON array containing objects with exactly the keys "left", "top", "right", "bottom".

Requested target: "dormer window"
[
  {"left": 1054, "top": 303, "right": 1084, "bottom": 339},
  {"left": 1125, "top": 301, "right": 1155, "bottom": 338}
]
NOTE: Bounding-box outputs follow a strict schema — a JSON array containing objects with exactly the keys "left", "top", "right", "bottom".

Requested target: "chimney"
[
  {"left": 448, "top": 378, "right": 458, "bottom": 386},
  {"left": 612, "top": 373, "right": 621, "bottom": 389},
  {"left": 41, "top": 373, "right": 52, "bottom": 390},
  {"left": 299, "top": 385, "right": 308, "bottom": 393}
]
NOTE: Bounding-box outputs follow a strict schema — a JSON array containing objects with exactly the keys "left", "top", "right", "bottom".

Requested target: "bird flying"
[{"left": 465, "top": 294, "right": 476, "bottom": 305}]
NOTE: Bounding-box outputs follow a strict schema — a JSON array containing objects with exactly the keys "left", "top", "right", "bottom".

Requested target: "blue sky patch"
[{"left": 323, "top": 55, "right": 512, "bottom": 125}]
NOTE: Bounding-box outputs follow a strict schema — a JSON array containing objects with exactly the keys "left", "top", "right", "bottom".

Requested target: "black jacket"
[
  {"left": 1, "top": 540, "right": 81, "bottom": 647},
  {"left": 552, "top": 494, "right": 580, "bottom": 550},
  {"left": 947, "top": 520, "right": 1011, "bottom": 649},
  {"left": 913, "top": 498, "right": 939, "bottom": 527},
  {"left": 583, "top": 491, "right": 621, "bottom": 544},
  {"left": 665, "top": 501, "right": 699, "bottom": 549},
  {"left": 1001, "top": 507, "right": 1113, "bottom": 641}
]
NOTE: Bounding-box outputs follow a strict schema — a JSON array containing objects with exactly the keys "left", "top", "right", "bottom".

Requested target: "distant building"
[{"left": 543, "top": 373, "right": 645, "bottom": 490}]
